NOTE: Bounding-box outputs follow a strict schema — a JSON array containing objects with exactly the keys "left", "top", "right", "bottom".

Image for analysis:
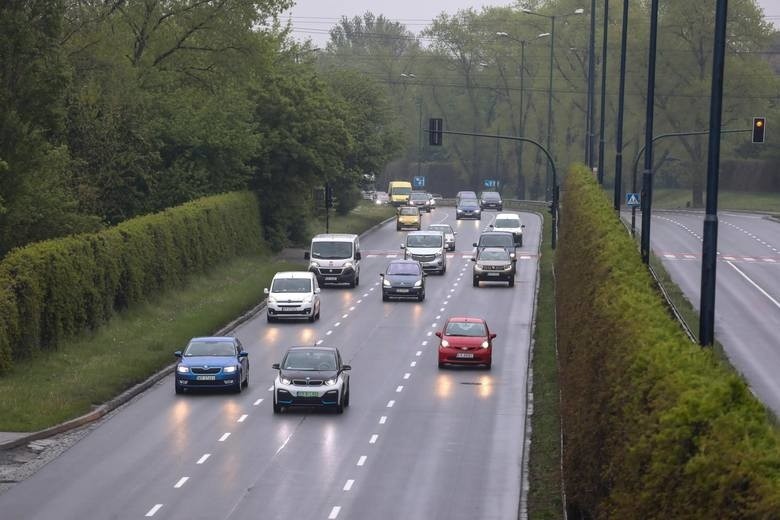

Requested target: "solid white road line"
[
  {"left": 387, "top": 400, "right": 395, "bottom": 408},
  {"left": 237, "top": 414, "right": 248, "bottom": 423},
  {"left": 727, "top": 261, "right": 780, "bottom": 309},
  {"left": 357, "top": 455, "right": 367, "bottom": 466},
  {"left": 196, "top": 454, "right": 210, "bottom": 464},
  {"left": 174, "top": 477, "right": 189, "bottom": 489},
  {"left": 328, "top": 506, "right": 341, "bottom": 519},
  {"left": 253, "top": 398, "right": 263, "bottom": 406},
  {"left": 379, "top": 416, "right": 387, "bottom": 424},
  {"left": 218, "top": 433, "right": 231, "bottom": 442},
  {"left": 145, "top": 505, "right": 163, "bottom": 517},
  {"left": 369, "top": 434, "right": 379, "bottom": 444},
  {"left": 344, "top": 480, "right": 355, "bottom": 491}
]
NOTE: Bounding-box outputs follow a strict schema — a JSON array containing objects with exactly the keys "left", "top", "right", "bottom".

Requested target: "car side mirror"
[
  {"left": 435, "top": 331, "right": 442, "bottom": 338},
  {"left": 264, "top": 288, "right": 269, "bottom": 294},
  {"left": 174, "top": 351, "right": 182, "bottom": 358},
  {"left": 304, "top": 251, "right": 311, "bottom": 260},
  {"left": 470, "top": 258, "right": 476, "bottom": 262},
  {"left": 355, "top": 252, "right": 362, "bottom": 260},
  {"left": 472, "top": 242, "right": 478, "bottom": 247},
  {"left": 239, "top": 352, "right": 249, "bottom": 358},
  {"left": 272, "top": 363, "right": 280, "bottom": 370},
  {"left": 400, "top": 244, "right": 405, "bottom": 249},
  {"left": 489, "top": 333, "right": 497, "bottom": 339},
  {"left": 379, "top": 273, "right": 384, "bottom": 278},
  {"left": 521, "top": 224, "right": 526, "bottom": 228},
  {"left": 489, "top": 224, "right": 494, "bottom": 228},
  {"left": 342, "top": 364, "right": 352, "bottom": 371}
]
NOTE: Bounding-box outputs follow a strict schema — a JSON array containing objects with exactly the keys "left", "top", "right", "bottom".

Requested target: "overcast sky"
[{"left": 286, "top": 0, "right": 780, "bottom": 46}]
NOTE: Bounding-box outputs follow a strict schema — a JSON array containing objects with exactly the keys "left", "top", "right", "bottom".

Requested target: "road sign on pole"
[
  {"left": 626, "top": 192, "right": 641, "bottom": 207},
  {"left": 483, "top": 179, "right": 499, "bottom": 189},
  {"left": 413, "top": 176, "right": 425, "bottom": 188}
]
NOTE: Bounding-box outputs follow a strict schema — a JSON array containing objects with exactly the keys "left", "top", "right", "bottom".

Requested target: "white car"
[
  {"left": 490, "top": 213, "right": 525, "bottom": 247},
  {"left": 272, "top": 346, "right": 351, "bottom": 414},
  {"left": 427, "top": 224, "right": 456, "bottom": 251},
  {"left": 264, "top": 271, "right": 321, "bottom": 323}
]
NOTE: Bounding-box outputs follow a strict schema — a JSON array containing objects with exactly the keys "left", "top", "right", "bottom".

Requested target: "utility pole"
[
  {"left": 640, "top": 0, "right": 660, "bottom": 264},
  {"left": 613, "top": 0, "right": 629, "bottom": 210},
  {"left": 597, "top": 0, "right": 609, "bottom": 184}
]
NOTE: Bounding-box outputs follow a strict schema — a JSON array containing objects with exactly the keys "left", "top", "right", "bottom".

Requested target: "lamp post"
[
  {"left": 640, "top": 0, "right": 660, "bottom": 265},
  {"left": 597, "top": 0, "right": 609, "bottom": 184},
  {"left": 586, "top": 0, "right": 596, "bottom": 168},
  {"left": 401, "top": 73, "right": 423, "bottom": 179},
  {"left": 613, "top": 0, "right": 629, "bottom": 210},
  {"left": 496, "top": 31, "right": 551, "bottom": 198}
]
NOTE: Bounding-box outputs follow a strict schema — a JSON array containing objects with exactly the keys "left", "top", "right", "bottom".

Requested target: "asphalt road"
[
  {"left": 632, "top": 210, "right": 780, "bottom": 415},
  {"left": 0, "top": 207, "right": 542, "bottom": 520}
]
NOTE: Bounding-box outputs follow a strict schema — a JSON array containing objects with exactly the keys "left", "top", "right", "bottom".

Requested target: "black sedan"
[
  {"left": 381, "top": 259, "right": 426, "bottom": 301},
  {"left": 456, "top": 198, "right": 482, "bottom": 219},
  {"left": 272, "top": 346, "right": 351, "bottom": 413}
]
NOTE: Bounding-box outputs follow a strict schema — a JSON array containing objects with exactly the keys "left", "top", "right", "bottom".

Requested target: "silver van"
[
  {"left": 402, "top": 230, "right": 447, "bottom": 274},
  {"left": 305, "top": 234, "right": 362, "bottom": 287}
]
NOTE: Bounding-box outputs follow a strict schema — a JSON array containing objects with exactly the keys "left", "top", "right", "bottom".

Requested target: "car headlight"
[
  {"left": 268, "top": 296, "right": 277, "bottom": 304},
  {"left": 440, "top": 340, "right": 449, "bottom": 348},
  {"left": 224, "top": 366, "right": 237, "bottom": 374},
  {"left": 281, "top": 377, "right": 292, "bottom": 385},
  {"left": 481, "top": 341, "right": 490, "bottom": 349},
  {"left": 325, "top": 378, "right": 337, "bottom": 386},
  {"left": 413, "top": 280, "right": 422, "bottom": 287},
  {"left": 475, "top": 264, "right": 484, "bottom": 272},
  {"left": 383, "top": 279, "right": 391, "bottom": 287},
  {"left": 503, "top": 264, "right": 513, "bottom": 270},
  {"left": 309, "top": 261, "right": 320, "bottom": 268},
  {"left": 375, "top": 199, "right": 382, "bottom": 204},
  {"left": 302, "top": 295, "right": 312, "bottom": 303},
  {"left": 343, "top": 262, "right": 353, "bottom": 269},
  {"left": 177, "top": 365, "right": 189, "bottom": 374}
]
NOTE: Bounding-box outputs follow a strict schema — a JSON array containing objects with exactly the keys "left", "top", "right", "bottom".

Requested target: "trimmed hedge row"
[
  {"left": 0, "top": 192, "right": 264, "bottom": 372},
  {"left": 557, "top": 165, "right": 780, "bottom": 519}
]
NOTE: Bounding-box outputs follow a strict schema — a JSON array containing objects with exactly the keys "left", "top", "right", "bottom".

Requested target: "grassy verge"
[
  {"left": 651, "top": 188, "right": 780, "bottom": 213},
  {"left": 508, "top": 202, "right": 563, "bottom": 519},
  {"left": 308, "top": 200, "right": 395, "bottom": 238}
]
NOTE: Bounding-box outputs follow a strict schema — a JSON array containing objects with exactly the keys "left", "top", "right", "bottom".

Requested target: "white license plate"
[
  {"left": 325, "top": 276, "right": 337, "bottom": 281},
  {"left": 487, "top": 272, "right": 500, "bottom": 277},
  {"left": 456, "top": 353, "right": 474, "bottom": 359},
  {"left": 396, "top": 288, "right": 410, "bottom": 293},
  {"left": 196, "top": 375, "right": 216, "bottom": 381}
]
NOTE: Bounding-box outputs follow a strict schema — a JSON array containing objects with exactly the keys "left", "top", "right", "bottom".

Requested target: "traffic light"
[
  {"left": 325, "top": 183, "right": 333, "bottom": 208},
  {"left": 429, "top": 118, "right": 443, "bottom": 146},
  {"left": 752, "top": 117, "right": 766, "bottom": 143}
]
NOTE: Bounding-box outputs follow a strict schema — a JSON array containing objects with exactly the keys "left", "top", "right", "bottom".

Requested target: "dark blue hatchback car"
[{"left": 174, "top": 337, "right": 249, "bottom": 394}]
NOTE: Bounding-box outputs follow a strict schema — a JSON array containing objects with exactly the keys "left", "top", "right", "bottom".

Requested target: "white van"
[
  {"left": 264, "top": 272, "right": 321, "bottom": 323},
  {"left": 401, "top": 230, "right": 447, "bottom": 274},
  {"left": 305, "top": 234, "right": 362, "bottom": 287}
]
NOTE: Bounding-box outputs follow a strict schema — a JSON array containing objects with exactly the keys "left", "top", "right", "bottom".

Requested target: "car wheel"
[
  {"left": 308, "top": 313, "right": 315, "bottom": 323},
  {"left": 519, "top": 237, "right": 523, "bottom": 247},
  {"left": 234, "top": 379, "right": 242, "bottom": 394},
  {"left": 273, "top": 401, "right": 282, "bottom": 414},
  {"left": 418, "top": 290, "right": 425, "bottom": 302},
  {"left": 355, "top": 274, "right": 360, "bottom": 287},
  {"left": 473, "top": 277, "right": 479, "bottom": 287},
  {"left": 175, "top": 384, "right": 184, "bottom": 395},
  {"left": 382, "top": 293, "right": 389, "bottom": 302},
  {"left": 243, "top": 370, "right": 249, "bottom": 388},
  {"left": 486, "top": 361, "right": 492, "bottom": 370},
  {"left": 438, "top": 362, "right": 445, "bottom": 369},
  {"left": 396, "top": 225, "right": 401, "bottom": 231},
  {"left": 344, "top": 386, "right": 350, "bottom": 407},
  {"left": 508, "top": 277, "right": 515, "bottom": 287},
  {"left": 315, "top": 306, "right": 321, "bottom": 320},
  {"left": 267, "top": 313, "right": 275, "bottom": 323},
  {"left": 335, "top": 396, "right": 344, "bottom": 414}
]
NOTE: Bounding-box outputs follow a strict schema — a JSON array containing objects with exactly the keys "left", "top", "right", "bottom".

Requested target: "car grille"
[
  {"left": 319, "top": 268, "right": 342, "bottom": 275},
  {"left": 192, "top": 367, "right": 221, "bottom": 375},
  {"left": 412, "top": 254, "right": 436, "bottom": 262},
  {"left": 482, "top": 264, "right": 508, "bottom": 271},
  {"left": 292, "top": 379, "right": 324, "bottom": 386}
]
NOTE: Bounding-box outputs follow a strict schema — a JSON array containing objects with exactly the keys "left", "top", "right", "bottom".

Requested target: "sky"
[{"left": 285, "top": 0, "right": 780, "bottom": 47}]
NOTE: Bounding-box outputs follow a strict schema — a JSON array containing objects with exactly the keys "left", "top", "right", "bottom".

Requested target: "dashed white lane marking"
[
  {"left": 268, "top": 386, "right": 274, "bottom": 391},
  {"left": 366, "top": 254, "right": 378, "bottom": 258},
  {"left": 426, "top": 331, "right": 432, "bottom": 336},
  {"left": 174, "top": 477, "right": 189, "bottom": 489},
  {"left": 403, "top": 373, "right": 411, "bottom": 379},
  {"left": 765, "top": 258, "right": 777, "bottom": 263},
  {"left": 328, "top": 506, "right": 341, "bottom": 519},
  {"left": 374, "top": 282, "right": 380, "bottom": 286},
  {"left": 357, "top": 455, "right": 367, "bottom": 466},
  {"left": 435, "top": 315, "right": 441, "bottom": 320},
  {"left": 664, "top": 254, "right": 676, "bottom": 259},
  {"left": 724, "top": 256, "right": 736, "bottom": 261},
  {"left": 237, "top": 414, "right": 248, "bottom": 423},
  {"left": 369, "top": 287, "right": 375, "bottom": 291},
  {"left": 431, "top": 322, "right": 437, "bottom": 328},
  {"left": 387, "top": 400, "right": 395, "bottom": 408},
  {"left": 197, "top": 454, "right": 210, "bottom": 464},
  {"left": 145, "top": 505, "right": 163, "bottom": 517},
  {"left": 349, "top": 306, "right": 355, "bottom": 311},
  {"left": 684, "top": 254, "right": 696, "bottom": 259},
  {"left": 410, "top": 361, "right": 417, "bottom": 367},
  {"left": 218, "top": 433, "right": 231, "bottom": 442},
  {"left": 727, "top": 261, "right": 780, "bottom": 310},
  {"left": 356, "top": 299, "right": 362, "bottom": 304},
  {"left": 342, "top": 314, "right": 348, "bottom": 318},
  {"left": 519, "top": 255, "right": 532, "bottom": 260},
  {"left": 253, "top": 398, "right": 263, "bottom": 406},
  {"left": 326, "top": 330, "right": 333, "bottom": 335},
  {"left": 379, "top": 416, "right": 387, "bottom": 424},
  {"left": 421, "top": 340, "right": 428, "bottom": 346},
  {"left": 454, "top": 282, "right": 459, "bottom": 286},
  {"left": 334, "top": 322, "right": 341, "bottom": 327},
  {"left": 386, "top": 254, "right": 398, "bottom": 258},
  {"left": 369, "top": 434, "right": 379, "bottom": 444},
  {"left": 449, "top": 288, "right": 455, "bottom": 293},
  {"left": 744, "top": 257, "right": 755, "bottom": 262},
  {"left": 343, "top": 480, "right": 355, "bottom": 491},
  {"left": 396, "top": 385, "right": 404, "bottom": 393},
  {"left": 416, "top": 351, "right": 422, "bottom": 356},
  {"left": 316, "top": 339, "right": 324, "bottom": 345},
  {"left": 440, "top": 307, "right": 445, "bottom": 312},
  {"left": 363, "top": 293, "right": 369, "bottom": 297}
]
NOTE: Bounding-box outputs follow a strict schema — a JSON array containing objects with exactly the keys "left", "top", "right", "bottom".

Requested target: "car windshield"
[
  {"left": 482, "top": 192, "right": 500, "bottom": 200},
  {"left": 429, "top": 225, "right": 452, "bottom": 234},
  {"left": 410, "top": 193, "right": 427, "bottom": 201},
  {"left": 271, "top": 278, "right": 312, "bottom": 293},
  {"left": 459, "top": 192, "right": 477, "bottom": 199},
  {"left": 387, "top": 263, "right": 421, "bottom": 276},
  {"left": 399, "top": 207, "right": 418, "bottom": 216},
  {"left": 495, "top": 218, "right": 520, "bottom": 228},
  {"left": 480, "top": 235, "right": 512, "bottom": 247},
  {"left": 283, "top": 350, "right": 337, "bottom": 371},
  {"left": 407, "top": 234, "right": 442, "bottom": 248},
  {"left": 392, "top": 186, "right": 412, "bottom": 196},
  {"left": 479, "top": 249, "right": 509, "bottom": 261},
  {"left": 445, "top": 321, "right": 487, "bottom": 337},
  {"left": 311, "top": 241, "right": 352, "bottom": 259},
  {"left": 460, "top": 201, "right": 479, "bottom": 208},
  {"left": 185, "top": 341, "right": 236, "bottom": 357}
]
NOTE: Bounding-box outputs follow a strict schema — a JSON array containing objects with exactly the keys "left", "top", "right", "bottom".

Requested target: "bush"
[
  {"left": 0, "top": 192, "right": 264, "bottom": 372},
  {"left": 557, "top": 165, "right": 780, "bottom": 519}
]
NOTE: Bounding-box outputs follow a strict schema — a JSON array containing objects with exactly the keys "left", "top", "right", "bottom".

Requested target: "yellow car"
[{"left": 396, "top": 206, "right": 421, "bottom": 231}]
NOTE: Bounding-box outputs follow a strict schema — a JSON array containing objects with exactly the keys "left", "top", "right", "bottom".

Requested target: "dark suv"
[
  {"left": 408, "top": 191, "right": 432, "bottom": 212},
  {"left": 479, "top": 191, "right": 503, "bottom": 211},
  {"left": 473, "top": 231, "right": 517, "bottom": 261}
]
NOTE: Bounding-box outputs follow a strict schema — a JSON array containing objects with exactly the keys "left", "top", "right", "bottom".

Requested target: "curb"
[{"left": 0, "top": 213, "right": 394, "bottom": 451}]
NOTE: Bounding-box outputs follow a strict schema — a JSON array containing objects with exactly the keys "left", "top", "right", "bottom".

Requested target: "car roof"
[
  {"left": 478, "top": 247, "right": 509, "bottom": 254},
  {"left": 428, "top": 224, "right": 452, "bottom": 229},
  {"left": 287, "top": 345, "right": 339, "bottom": 354},
  {"left": 407, "top": 230, "right": 443, "bottom": 236},
  {"left": 273, "top": 271, "right": 316, "bottom": 279},
  {"left": 189, "top": 336, "right": 236, "bottom": 342},
  {"left": 388, "top": 259, "right": 421, "bottom": 266},
  {"left": 495, "top": 212, "right": 520, "bottom": 219},
  {"left": 445, "top": 316, "right": 487, "bottom": 324},
  {"left": 311, "top": 234, "right": 358, "bottom": 241},
  {"left": 480, "top": 230, "right": 513, "bottom": 236}
]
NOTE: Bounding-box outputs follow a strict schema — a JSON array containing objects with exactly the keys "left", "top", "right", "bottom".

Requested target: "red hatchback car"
[{"left": 436, "top": 317, "right": 496, "bottom": 369}]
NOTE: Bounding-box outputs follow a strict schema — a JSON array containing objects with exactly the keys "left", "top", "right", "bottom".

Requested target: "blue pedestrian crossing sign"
[
  {"left": 625, "top": 193, "right": 641, "bottom": 207},
  {"left": 483, "top": 179, "right": 499, "bottom": 188},
  {"left": 413, "top": 176, "right": 426, "bottom": 188}
]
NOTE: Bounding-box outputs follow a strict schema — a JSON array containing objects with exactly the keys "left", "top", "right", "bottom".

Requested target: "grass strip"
[
  {"left": 307, "top": 201, "right": 395, "bottom": 238},
  {"left": 0, "top": 201, "right": 394, "bottom": 432}
]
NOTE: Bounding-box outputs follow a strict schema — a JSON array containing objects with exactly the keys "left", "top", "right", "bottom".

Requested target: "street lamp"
[
  {"left": 597, "top": 0, "right": 609, "bottom": 185},
  {"left": 613, "top": 0, "right": 629, "bottom": 210},
  {"left": 496, "top": 31, "right": 551, "bottom": 197},
  {"left": 400, "top": 73, "right": 423, "bottom": 178}
]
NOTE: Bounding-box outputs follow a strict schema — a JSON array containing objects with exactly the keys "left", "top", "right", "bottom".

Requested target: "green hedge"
[
  {"left": 557, "top": 165, "right": 780, "bottom": 519},
  {"left": 0, "top": 192, "right": 264, "bottom": 372}
]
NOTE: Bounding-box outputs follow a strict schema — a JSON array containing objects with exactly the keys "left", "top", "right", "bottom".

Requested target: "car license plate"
[
  {"left": 297, "top": 391, "right": 319, "bottom": 397},
  {"left": 397, "top": 288, "right": 409, "bottom": 293},
  {"left": 487, "top": 272, "right": 500, "bottom": 277},
  {"left": 325, "top": 276, "right": 337, "bottom": 281},
  {"left": 456, "top": 353, "right": 474, "bottom": 359},
  {"left": 196, "top": 375, "right": 216, "bottom": 381}
]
